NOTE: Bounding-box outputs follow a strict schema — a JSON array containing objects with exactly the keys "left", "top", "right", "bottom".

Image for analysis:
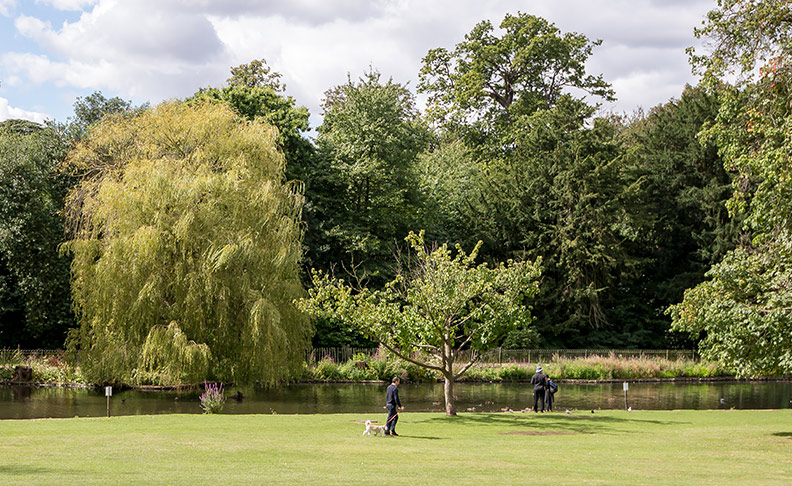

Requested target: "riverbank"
[
  {"left": 0, "top": 352, "right": 760, "bottom": 388},
  {"left": 9, "top": 349, "right": 790, "bottom": 389},
  {"left": 304, "top": 352, "right": 738, "bottom": 382},
  {"left": 1, "top": 410, "right": 790, "bottom": 485}
]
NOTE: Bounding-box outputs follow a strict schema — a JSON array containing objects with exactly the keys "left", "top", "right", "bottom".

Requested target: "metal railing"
[
  {"left": 0, "top": 348, "right": 62, "bottom": 365},
  {"left": 469, "top": 348, "right": 698, "bottom": 363},
  {"left": 3, "top": 347, "right": 700, "bottom": 366},
  {"left": 307, "top": 347, "right": 699, "bottom": 364},
  {"left": 308, "top": 347, "right": 379, "bottom": 363}
]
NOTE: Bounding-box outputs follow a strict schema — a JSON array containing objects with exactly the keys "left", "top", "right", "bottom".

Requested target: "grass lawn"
[{"left": 1, "top": 410, "right": 790, "bottom": 485}]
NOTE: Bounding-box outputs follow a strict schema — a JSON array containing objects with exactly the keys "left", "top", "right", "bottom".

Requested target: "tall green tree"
[
  {"left": 298, "top": 231, "right": 541, "bottom": 415},
  {"left": 311, "top": 70, "right": 429, "bottom": 283},
  {"left": 64, "top": 102, "right": 310, "bottom": 385},
  {"left": 670, "top": 0, "right": 792, "bottom": 375},
  {"left": 612, "top": 85, "right": 740, "bottom": 347},
  {"left": 419, "top": 11, "right": 613, "bottom": 155},
  {"left": 67, "top": 91, "right": 148, "bottom": 141},
  {"left": 303, "top": 70, "right": 429, "bottom": 347},
  {"left": 495, "top": 101, "right": 633, "bottom": 343},
  {"left": 419, "top": 13, "right": 629, "bottom": 345},
  {"left": 0, "top": 120, "right": 73, "bottom": 348}
]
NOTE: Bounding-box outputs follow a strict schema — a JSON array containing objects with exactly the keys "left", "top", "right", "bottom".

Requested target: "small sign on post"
[
  {"left": 105, "top": 386, "right": 112, "bottom": 418},
  {"left": 622, "top": 382, "right": 629, "bottom": 410}
]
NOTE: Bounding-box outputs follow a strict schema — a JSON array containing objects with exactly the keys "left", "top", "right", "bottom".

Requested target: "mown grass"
[{"left": 1, "top": 410, "right": 790, "bottom": 485}]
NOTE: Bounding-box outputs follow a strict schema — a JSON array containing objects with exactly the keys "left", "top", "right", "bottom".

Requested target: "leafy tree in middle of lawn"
[{"left": 297, "top": 231, "right": 541, "bottom": 416}]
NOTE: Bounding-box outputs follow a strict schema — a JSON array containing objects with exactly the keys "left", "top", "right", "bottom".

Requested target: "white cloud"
[
  {"left": 610, "top": 70, "right": 693, "bottom": 113},
  {"left": 0, "top": 96, "right": 50, "bottom": 122},
  {"left": 34, "top": 0, "right": 98, "bottom": 11},
  {"left": 1, "top": 0, "right": 715, "bottom": 123},
  {"left": 0, "top": 0, "right": 15, "bottom": 17}
]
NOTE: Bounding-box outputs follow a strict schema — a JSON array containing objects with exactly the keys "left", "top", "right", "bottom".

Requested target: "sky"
[{"left": 0, "top": 0, "right": 715, "bottom": 128}]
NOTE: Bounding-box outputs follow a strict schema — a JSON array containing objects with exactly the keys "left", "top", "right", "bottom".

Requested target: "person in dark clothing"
[
  {"left": 384, "top": 377, "right": 404, "bottom": 436},
  {"left": 545, "top": 376, "right": 558, "bottom": 412},
  {"left": 530, "top": 366, "right": 547, "bottom": 412}
]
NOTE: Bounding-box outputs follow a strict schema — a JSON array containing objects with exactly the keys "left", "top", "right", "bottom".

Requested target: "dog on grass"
[{"left": 362, "top": 420, "right": 386, "bottom": 437}]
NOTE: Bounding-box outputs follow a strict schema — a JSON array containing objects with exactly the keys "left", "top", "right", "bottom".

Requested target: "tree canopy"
[
  {"left": 6, "top": 7, "right": 790, "bottom": 380},
  {"left": 298, "top": 231, "right": 541, "bottom": 415},
  {"left": 0, "top": 120, "right": 73, "bottom": 348},
  {"left": 63, "top": 101, "right": 310, "bottom": 385},
  {"left": 670, "top": 0, "right": 792, "bottom": 376},
  {"left": 310, "top": 69, "right": 428, "bottom": 282},
  {"left": 419, "top": 11, "right": 614, "bottom": 152}
]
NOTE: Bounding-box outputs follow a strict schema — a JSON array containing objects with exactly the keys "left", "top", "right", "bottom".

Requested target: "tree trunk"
[
  {"left": 442, "top": 339, "right": 456, "bottom": 416},
  {"left": 443, "top": 373, "right": 456, "bottom": 416}
]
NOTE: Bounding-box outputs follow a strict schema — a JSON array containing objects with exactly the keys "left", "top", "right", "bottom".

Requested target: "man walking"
[
  {"left": 530, "top": 365, "right": 547, "bottom": 412},
  {"left": 385, "top": 377, "right": 404, "bottom": 436}
]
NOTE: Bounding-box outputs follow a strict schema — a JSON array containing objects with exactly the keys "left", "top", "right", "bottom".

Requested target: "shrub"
[
  {"left": 199, "top": 381, "right": 226, "bottom": 414},
  {"left": 311, "top": 357, "right": 342, "bottom": 381},
  {"left": 338, "top": 358, "right": 377, "bottom": 381},
  {"left": 462, "top": 366, "right": 499, "bottom": 381},
  {"left": 498, "top": 364, "right": 530, "bottom": 381},
  {"left": 0, "top": 366, "right": 13, "bottom": 381}
]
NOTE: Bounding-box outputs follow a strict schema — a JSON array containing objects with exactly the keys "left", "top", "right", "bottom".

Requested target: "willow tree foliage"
[
  {"left": 298, "top": 231, "right": 541, "bottom": 416},
  {"left": 191, "top": 59, "right": 313, "bottom": 183},
  {"left": 670, "top": 0, "right": 792, "bottom": 375},
  {"left": 64, "top": 102, "right": 310, "bottom": 385}
]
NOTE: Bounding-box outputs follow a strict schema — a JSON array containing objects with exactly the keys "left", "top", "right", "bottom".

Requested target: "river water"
[{"left": 1, "top": 381, "right": 790, "bottom": 419}]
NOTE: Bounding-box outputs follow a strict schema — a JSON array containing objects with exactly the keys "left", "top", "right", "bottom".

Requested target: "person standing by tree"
[
  {"left": 385, "top": 377, "right": 404, "bottom": 436},
  {"left": 531, "top": 366, "right": 547, "bottom": 413}
]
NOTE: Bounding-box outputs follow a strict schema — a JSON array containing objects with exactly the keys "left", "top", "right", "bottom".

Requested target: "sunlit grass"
[{"left": 1, "top": 410, "right": 790, "bottom": 485}]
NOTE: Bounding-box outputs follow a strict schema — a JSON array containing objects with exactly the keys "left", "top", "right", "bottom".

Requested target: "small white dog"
[{"left": 362, "top": 420, "right": 386, "bottom": 437}]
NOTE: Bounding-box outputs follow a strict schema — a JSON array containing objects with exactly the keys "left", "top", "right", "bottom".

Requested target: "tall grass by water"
[
  {"left": 0, "top": 349, "right": 84, "bottom": 385},
  {"left": 304, "top": 350, "right": 733, "bottom": 382},
  {"left": 1, "top": 347, "right": 735, "bottom": 387}
]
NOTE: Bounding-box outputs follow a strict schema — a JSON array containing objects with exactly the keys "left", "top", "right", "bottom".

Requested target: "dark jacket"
[
  {"left": 530, "top": 372, "right": 547, "bottom": 391},
  {"left": 386, "top": 383, "right": 402, "bottom": 407}
]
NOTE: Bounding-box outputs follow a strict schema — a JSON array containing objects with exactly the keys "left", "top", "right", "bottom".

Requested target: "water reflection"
[{"left": 0, "top": 381, "right": 790, "bottom": 419}]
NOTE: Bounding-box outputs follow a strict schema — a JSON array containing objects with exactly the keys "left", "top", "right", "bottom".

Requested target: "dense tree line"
[{"left": 2, "top": 2, "right": 787, "bottom": 381}]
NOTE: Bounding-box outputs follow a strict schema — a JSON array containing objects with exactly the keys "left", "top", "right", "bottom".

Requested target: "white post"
[
  {"left": 622, "top": 382, "right": 629, "bottom": 410},
  {"left": 105, "top": 386, "right": 112, "bottom": 418}
]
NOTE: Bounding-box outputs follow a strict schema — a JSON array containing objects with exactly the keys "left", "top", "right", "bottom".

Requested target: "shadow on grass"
[
  {"left": 771, "top": 432, "right": 792, "bottom": 439},
  {"left": 0, "top": 465, "right": 70, "bottom": 476},
  {"left": 423, "top": 412, "right": 681, "bottom": 436}
]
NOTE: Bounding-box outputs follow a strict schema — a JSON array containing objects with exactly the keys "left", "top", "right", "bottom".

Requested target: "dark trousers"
[
  {"left": 545, "top": 392, "right": 554, "bottom": 411},
  {"left": 385, "top": 405, "right": 398, "bottom": 433},
  {"left": 533, "top": 389, "right": 545, "bottom": 412}
]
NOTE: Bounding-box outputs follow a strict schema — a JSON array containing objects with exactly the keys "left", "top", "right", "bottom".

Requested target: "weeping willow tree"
[{"left": 63, "top": 101, "right": 310, "bottom": 386}]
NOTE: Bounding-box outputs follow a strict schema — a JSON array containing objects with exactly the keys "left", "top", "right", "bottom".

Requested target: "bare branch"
[
  {"left": 379, "top": 341, "right": 444, "bottom": 372},
  {"left": 454, "top": 351, "right": 480, "bottom": 380}
]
